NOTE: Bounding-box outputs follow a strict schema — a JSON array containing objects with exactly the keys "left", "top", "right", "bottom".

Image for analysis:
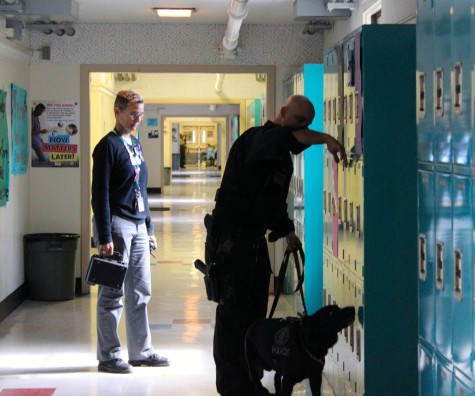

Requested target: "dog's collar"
[
  {"left": 301, "top": 341, "right": 325, "bottom": 366},
  {"left": 298, "top": 322, "right": 325, "bottom": 366}
]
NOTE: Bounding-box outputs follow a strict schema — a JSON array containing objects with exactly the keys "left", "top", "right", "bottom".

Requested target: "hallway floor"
[{"left": 0, "top": 169, "right": 334, "bottom": 396}]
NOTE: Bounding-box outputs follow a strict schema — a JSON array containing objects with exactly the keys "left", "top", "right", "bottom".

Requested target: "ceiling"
[{"left": 75, "top": 0, "right": 301, "bottom": 25}]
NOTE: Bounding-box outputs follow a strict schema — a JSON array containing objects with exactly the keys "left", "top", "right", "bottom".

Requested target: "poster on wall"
[
  {"left": 31, "top": 100, "right": 80, "bottom": 167},
  {"left": 11, "top": 84, "right": 28, "bottom": 174},
  {"left": 0, "top": 90, "right": 9, "bottom": 206}
]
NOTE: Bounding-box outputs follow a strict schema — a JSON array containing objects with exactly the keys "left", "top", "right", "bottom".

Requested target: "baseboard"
[
  {"left": 148, "top": 188, "right": 161, "bottom": 194},
  {"left": 0, "top": 284, "right": 26, "bottom": 323}
]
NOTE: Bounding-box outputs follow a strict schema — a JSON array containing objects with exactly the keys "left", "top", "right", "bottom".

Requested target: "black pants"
[{"left": 213, "top": 237, "right": 271, "bottom": 396}]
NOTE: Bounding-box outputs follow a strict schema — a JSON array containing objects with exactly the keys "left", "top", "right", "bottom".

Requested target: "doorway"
[{"left": 80, "top": 65, "right": 275, "bottom": 293}]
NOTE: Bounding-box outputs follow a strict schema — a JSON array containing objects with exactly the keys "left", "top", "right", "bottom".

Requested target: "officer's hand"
[
  {"left": 286, "top": 232, "right": 302, "bottom": 251},
  {"left": 326, "top": 136, "right": 348, "bottom": 167}
]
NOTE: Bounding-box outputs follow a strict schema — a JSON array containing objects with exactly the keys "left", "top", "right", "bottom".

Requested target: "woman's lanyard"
[{"left": 114, "top": 129, "right": 145, "bottom": 212}]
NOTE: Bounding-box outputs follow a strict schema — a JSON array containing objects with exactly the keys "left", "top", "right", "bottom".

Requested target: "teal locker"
[
  {"left": 323, "top": 25, "right": 418, "bottom": 395},
  {"left": 416, "top": 0, "right": 434, "bottom": 163},
  {"left": 418, "top": 169, "right": 436, "bottom": 345},
  {"left": 436, "top": 352, "right": 454, "bottom": 396},
  {"left": 433, "top": 0, "right": 453, "bottom": 165},
  {"left": 451, "top": 0, "right": 472, "bottom": 166},
  {"left": 434, "top": 171, "right": 453, "bottom": 360},
  {"left": 454, "top": 368, "right": 473, "bottom": 396},
  {"left": 419, "top": 340, "right": 435, "bottom": 396},
  {"left": 302, "top": 63, "right": 324, "bottom": 314},
  {"left": 451, "top": 173, "right": 473, "bottom": 375}
]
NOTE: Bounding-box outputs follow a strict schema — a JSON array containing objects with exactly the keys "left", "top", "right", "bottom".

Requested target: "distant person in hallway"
[
  {"left": 205, "top": 95, "right": 348, "bottom": 395},
  {"left": 31, "top": 103, "right": 48, "bottom": 163},
  {"left": 91, "top": 90, "right": 169, "bottom": 374},
  {"left": 180, "top": 134, "right": 187, "bottom": 168},
  {"left": 206, "top": 144, "right": 216, "bottom": 167}
]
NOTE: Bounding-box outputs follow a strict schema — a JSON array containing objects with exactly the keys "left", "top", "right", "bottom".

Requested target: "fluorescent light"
[{"left": 154, "top": 8, "right": 195, "bottom": 18}]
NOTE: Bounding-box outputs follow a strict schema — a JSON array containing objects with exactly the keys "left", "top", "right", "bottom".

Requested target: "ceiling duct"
[
  {"left": 294, "top": 0, "right": 352, "bottom": 21},
  {"left": 0, "top": 0, "right": 79, "bottom": 20},
  {"left": 325, "top": 0, "right": 357, "bottom": 11}
]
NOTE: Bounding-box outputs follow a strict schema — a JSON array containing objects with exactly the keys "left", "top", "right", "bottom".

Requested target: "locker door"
[
  {"left": 433, "top": 0, "right": 452, "bottom": 165},
  {"left": 354, "top": 32, "right": 363, "bottom": 156},
  {"left": 434, "top": 172, "right": 453, "bottom": 360},
  {"left": 451, "top": 0, "right": 472, "bottom": 166},
  {"left": 418, "top": 169, "right": 436, "bottom": 345},
  {"left": 435, "top": 352, "right": 454, "bottom": 396},
  {"left": 453, "top": 368, "right": 473, "bottom": 396},
  {"left": 419, "top": 341, "right": 435, "bottom": 396},
  {"left": 452, "top": 174, "right": 473, "bottom": 374},
  {"left": 416, "top": 0, "right": 434, "bottom": 163}
]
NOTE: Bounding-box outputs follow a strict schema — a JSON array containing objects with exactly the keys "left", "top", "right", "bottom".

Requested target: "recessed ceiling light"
[{"left": 153, "top": 8, "right": 196, "bottom": 18}]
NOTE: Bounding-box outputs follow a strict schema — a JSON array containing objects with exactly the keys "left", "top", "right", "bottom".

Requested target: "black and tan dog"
[{"left": 245, "top": 305, "right": 356, "bottom": 396}]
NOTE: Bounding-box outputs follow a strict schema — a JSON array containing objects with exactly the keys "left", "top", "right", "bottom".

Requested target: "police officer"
[{"left": 206, "top": 95, "right": 348, "bottom": 395}]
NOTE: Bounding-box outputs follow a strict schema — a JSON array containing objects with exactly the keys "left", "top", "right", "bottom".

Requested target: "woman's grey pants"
[{"left": 94, "top": 215, "right": 154, "bottom": 362}]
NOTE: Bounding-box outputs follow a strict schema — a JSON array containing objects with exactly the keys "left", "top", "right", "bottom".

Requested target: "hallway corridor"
[{"left": 0, "top": 169, "right": 331, "bottom": 396}]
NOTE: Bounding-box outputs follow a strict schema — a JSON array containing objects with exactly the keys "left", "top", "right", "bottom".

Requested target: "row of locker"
[
  {"left": 323, "top": 250, "right": 364, "bottom": 395},
  {"left": 416, "top": 0, "right": 475, "bottom": 393},
  {"left": 323, "top": 24, "right": 418, "bottom": 395},
  {"left": 323, "top": 150, "right": 364, "bottom": 281},
  {"left": 418, "top": 169, "right": 474, "bottom": 377},
  {"left": 416, "top": 0, "right": 475, "bottom": 166}
]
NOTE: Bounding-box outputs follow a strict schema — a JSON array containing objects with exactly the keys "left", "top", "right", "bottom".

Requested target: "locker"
[
  {"left": 434, "top": 171, "right": 453, "bottom": 360},
  {"left": 453, "top": 368, "right": 473, "bottom": 396},
  {"left": 435, "top": 352, "right": 454, "bottom": 396},
  {"left": 354, "top": 32, "right": 363, "bottom": 156},
  {"left": 418, "top": 169, "right": 436, "bottom": 345},
  {"left": 324, "top": 153, "right": 333, "bottom": 251},
  {"left": 323, "top": 25, "right": 417, "bottom": 396},
  {"left": 452, "top": 173, "right": 473, "bottom": 374},
  {"left": 416, "top": 0, "right": 434, "bottom": 162},
  {"left": 433, "top": 0, "right": 453, "bottom": 165},
  {"left": 419, "top": 340, "right": 435, "bottom": 396},
  {"left": 451, "top": 0, "right": 472, "bottom": 166}
]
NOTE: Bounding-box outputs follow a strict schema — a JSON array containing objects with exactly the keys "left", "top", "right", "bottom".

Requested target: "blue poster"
[
  {"left": 0, "top": 90, "right": 9, "bottom": 206},
  {"left": 11, "top": 84, "right": 28, "bottom": 174}
]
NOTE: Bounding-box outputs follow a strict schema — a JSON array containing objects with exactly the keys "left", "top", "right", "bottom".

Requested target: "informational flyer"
[
  {"left": 0, "top": 90, "right": 9, "bottom": 206},
  {"left": 31, "top": 100, "right": 79, "bottom": 167},
  {"left": 11, "top": 84, "right": 28, "bottom": 174}
]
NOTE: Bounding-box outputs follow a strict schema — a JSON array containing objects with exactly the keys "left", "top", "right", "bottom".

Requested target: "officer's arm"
[{"left": 293, "top": 129, "right": 348, "bottom": 166}]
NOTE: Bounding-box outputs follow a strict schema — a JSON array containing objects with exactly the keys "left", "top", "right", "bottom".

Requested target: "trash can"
[
  {"left": 172, "top": 153, "right": 180, "bottom": 171},
  {"left": 24, "top": 233, "right": 79, "bottom": 301},
  {"left": 164, "top": 167, "right": 171, "bottom": 185}
]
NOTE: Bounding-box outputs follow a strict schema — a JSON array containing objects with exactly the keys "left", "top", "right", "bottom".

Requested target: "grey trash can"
[
  {"left": 24, "top": 233, "right": 79, "bottom": 301},
  {"left": 172, "top": 153, "right": 180, "bottom": 170},
  {"left": 164, "top": 167, "right": 171, "bottom": 185}
]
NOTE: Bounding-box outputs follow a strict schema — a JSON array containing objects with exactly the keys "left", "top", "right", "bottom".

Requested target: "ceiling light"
[{"left": 153, "top": 8, "right": 196, "bottom": 18}]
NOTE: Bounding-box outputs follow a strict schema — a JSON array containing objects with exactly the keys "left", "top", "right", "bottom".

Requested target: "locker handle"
[
  {"left": 436, "top": 241, "right": 444, "bottom": 290},
  {"left": 349, "top": 201, "right": 354, "bottom": 232},
  {"left": 356, "top": 328, "right": 361, "bottom": 362},
  {"left": 453, "top": 62, "right": 462, "bottom": 115},
  {"left": 356, "top": 204, "right": 361, "bottom": 237},
  {"left": 417, "top": 72, "right": 426, "bottom": 118},
  {"left": 419, "top": 234, "right": 427, "bottom": 281},
  {"left": 323, "top": 189, "right": 327, "bottom": 214},
  {"left": 435, "top": 68, "right": 444, "bottom": 117},
  {"left": 453, "top": 249, "right": 462, "bottom": 301}
]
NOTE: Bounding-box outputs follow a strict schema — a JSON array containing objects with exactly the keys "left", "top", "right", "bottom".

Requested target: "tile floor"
[{"left": 0, "top": 168, "right": 335, "bottom": 396}]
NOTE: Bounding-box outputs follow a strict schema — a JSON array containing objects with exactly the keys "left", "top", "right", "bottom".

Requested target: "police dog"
[{"left": 245, "top": 305, "right": 356, "bottom": 396}]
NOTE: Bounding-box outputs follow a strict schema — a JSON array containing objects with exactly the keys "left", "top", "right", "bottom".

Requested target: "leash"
[{"left": 268, "top": 246, "right": 307, "bottom": 319}]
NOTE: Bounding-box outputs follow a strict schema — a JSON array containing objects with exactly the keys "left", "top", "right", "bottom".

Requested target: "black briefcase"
[{"left": 85, "top": 252, "right": 127, "bottom": 290}]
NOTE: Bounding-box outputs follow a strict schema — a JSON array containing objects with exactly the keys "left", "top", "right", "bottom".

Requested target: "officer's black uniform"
[{"left": 206, "top": 120, "right": 308, "bottom": 395}]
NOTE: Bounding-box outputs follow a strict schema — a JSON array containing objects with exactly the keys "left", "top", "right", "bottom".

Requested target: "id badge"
[{"left": 136, "top": 196, "right": 145, "bottom": 212}]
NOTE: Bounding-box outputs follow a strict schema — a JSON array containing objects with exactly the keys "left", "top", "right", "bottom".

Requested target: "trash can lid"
[{"left": 24, "top": 233, "right": 80, "bottom": 242}]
